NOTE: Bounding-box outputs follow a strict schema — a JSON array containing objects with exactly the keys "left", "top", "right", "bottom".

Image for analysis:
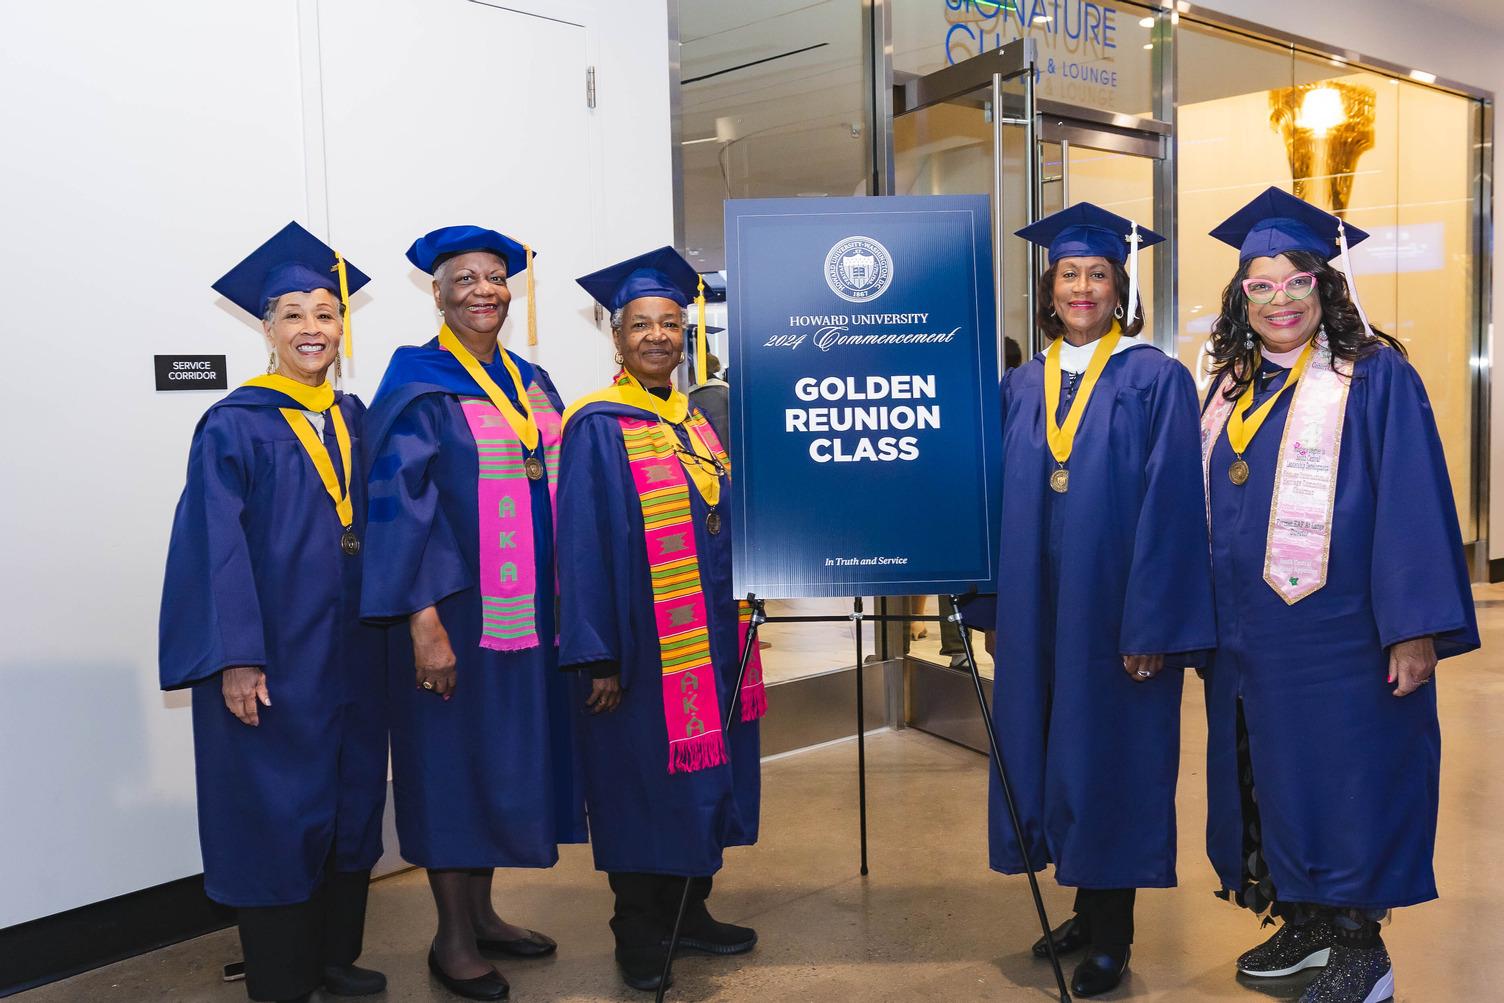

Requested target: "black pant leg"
[
  {"left": 608, "top": 872, "right": 669, "bottom": 949},
  {"left": 237, "top": 895, "right": 322, "bottom": 1002},
  {"left": 322, "top": 869, "right": 372, "bottom": 968},
  {"left": 1075, "top": 888, "right": 1136, "bottom": 951}
]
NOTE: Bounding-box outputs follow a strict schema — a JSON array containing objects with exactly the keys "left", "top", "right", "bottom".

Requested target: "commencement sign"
[{"left": 726, "top": 195, "right": 1001, "bottom": 598}]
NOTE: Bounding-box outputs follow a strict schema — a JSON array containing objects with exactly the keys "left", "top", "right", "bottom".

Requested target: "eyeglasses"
[
  {"left": 675, "top": 445, "right": 726, "bottom": 478},
  {"left": 1242, "top": 272, "right": 1317, "bottom": 305}
]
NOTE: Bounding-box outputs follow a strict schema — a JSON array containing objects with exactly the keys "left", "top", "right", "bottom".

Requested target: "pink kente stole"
[
  {"left": 461, "top": 383, "right": 563, "bottom": 650},
  {"left": 616, "top": 408, "right": 766, "bottom": 774},
  {"left": 1200, "top": 332, "right": 1351, "bottom": 604}
]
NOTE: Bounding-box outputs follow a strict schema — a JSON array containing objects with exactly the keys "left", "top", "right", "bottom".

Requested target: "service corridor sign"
[{"left": 725, "top": 194, "right": 1001, "bottom": 599}]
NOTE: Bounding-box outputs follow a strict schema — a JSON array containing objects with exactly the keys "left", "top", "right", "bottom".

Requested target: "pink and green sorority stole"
[
  {"left": 461, "top": 383, "right": 563, "bottom": 651},
  {"left": 616, "top": 405, "right": 766, "bottom": 774}
]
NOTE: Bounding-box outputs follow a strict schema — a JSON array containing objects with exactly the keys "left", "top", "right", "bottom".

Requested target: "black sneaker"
[
  {"left": 1237, "top": 917, "right": 1334, "bottom": 977},
  {"left": 666, "top": 915, "right": 758, "bottom": 956},
  {"left": 1298, "top": 943, "right": 1393, "bottom": 1003}
]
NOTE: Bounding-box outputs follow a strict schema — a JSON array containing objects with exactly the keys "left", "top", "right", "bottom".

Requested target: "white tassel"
[
  {"left": 1125, "top": 221, "right": 1142, "bottom": 330},
  {"left": 1335, "top": 220, "right": 1374, "bottom": 339}
]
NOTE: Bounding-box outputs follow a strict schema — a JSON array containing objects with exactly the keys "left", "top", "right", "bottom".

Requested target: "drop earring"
[
  {"left": 1243, "top": 328, "right": 1255, "bottom": 351},
  {"left": 267, "top": 350, "right": 277, "bottom": 374},
  {"left": 333, "top": 353, "right": 343, "bottom": 385},
  {"left": 614, "top": 352, "right": 624, "bottom": 365}
]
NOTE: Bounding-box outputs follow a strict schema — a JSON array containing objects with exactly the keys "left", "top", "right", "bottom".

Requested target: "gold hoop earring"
[{"left": 266, "top": 350, "right": 277, "bottom": 375}]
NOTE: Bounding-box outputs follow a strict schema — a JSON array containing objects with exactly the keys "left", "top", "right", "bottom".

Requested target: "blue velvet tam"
[
  {"left": 1210, "top": 186, "right": 1370, "bottom": 262},
  {"left": 405, "top": 225, "right": 533, "bottom": 276},
  {"left": 575, "top": 245, "right": 701, "bottom": 312},
  {"left": 212, "top": 221, "right": 369, "bottom": 319},
  {"left": 1014, "top": 202, "right": 1164, "bottom": 264},
  {"left": 688, "top": 324, "right": 725, "bottom": 336}
]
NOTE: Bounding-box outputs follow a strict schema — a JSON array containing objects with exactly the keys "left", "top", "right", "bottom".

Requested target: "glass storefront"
[{"left": 675, "top": 0, "right": 1491, "bottom": 691}]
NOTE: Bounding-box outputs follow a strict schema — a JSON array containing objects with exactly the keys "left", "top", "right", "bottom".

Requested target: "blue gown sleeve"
[
  {"left": 1363, "top": 350, "right": 1479, "bottom": 659},
  {"left": 1119, "top": 360, "right": 1218, "bottom": 664},
  {"left": 158, "top": 409, "right": 266, "bottom": 690},
  {"left": 556, "top": 414, "right": 637, "bottom": 685},
  {"left": 360, "top": 395, "right": 472, "bottom": 619}
]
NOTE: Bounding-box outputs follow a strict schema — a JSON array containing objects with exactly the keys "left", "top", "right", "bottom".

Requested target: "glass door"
[
  {"left": 890, "top": 43, "right": 1034, "bottom": 713},
  {"left": 892, "top": 44, "right": 1168, "bottom": 747}
]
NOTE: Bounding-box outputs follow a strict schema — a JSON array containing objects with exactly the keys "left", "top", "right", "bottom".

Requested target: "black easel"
[{"left": 655, "top": 594, "right": 1070, "bottom": 1002}]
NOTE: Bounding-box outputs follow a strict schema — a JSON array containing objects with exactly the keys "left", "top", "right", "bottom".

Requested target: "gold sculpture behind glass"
[{"left": 1268, "top": 82, "right": 1376, "bottom": 215}]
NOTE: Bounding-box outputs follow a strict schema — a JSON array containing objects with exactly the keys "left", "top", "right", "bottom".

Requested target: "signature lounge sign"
[{"left": 944, "top": 0, "right": 1132, "bottom": 110}]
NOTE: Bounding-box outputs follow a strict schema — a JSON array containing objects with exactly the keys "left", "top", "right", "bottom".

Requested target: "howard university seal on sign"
[{"left": 824, "top": 235, "right": 893, "bottom": 303}]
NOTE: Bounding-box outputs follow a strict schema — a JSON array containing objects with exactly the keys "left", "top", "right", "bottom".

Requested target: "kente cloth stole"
[
  {"left": 461, "top": 383, "right": 563, "bottom": 650},
  {"left": 684, "top": 413, "right": 767, "bottom": 723},
  {"left": 616, "top": 412, "right": 743, "bottom": 774},
  {"left": 1199, "top": 332, "right": 1350, "bottom": 604}
]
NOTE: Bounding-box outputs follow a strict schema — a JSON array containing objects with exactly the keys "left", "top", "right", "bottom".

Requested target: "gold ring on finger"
[{"left": 422, "top": 680, "right": 435, "bottom": 690}]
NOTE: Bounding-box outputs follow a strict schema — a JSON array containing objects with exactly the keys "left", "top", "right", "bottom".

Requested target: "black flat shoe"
[
  {"left": 1033, "top": 915, "right": 1091, "bottom": 959},
  {"left": 476, "top": 929, "right": 557, "bottom": 958},
  {"left": 321, "top": 963, "right": 387, "bottom": 996},
  {"left": 426, "top": 948, "right": 510, "bottom": 1000},
  {"left": 1072, "top": 947, "right": 1130, "bottom": 997}
]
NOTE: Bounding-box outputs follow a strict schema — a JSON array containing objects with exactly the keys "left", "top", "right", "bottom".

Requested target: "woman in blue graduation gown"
[
  {"left": 557, "top": 247, "right": 762, "bottom": 993},
  {"left": 1199, "top": 189, "right": 1477, "bottom": 1003},
  {"left": 360, "top": 226, "right": 584, "bottom": 1001},
  {"left": 973, "top": 204, "right": 1216, "bottom": 998},
  {"left": 159, "top": 224, "right": 387, "bottom": 1003}
]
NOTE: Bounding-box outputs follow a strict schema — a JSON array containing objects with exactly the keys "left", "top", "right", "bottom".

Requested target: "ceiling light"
[
  {"left": 680, "top": 136, "right": 719, "bottom": 146},
  {"left": 1295, "top": 86, "right": 1345, "bottom": 137},
  {"left": 1138, "top": 15, "right": 1155, "bottom": 26},
  {"left": 1143, "top": 42, "right": 1153, "bottom": 49},
  {"left": 1409, "top": 69, "right": 1437, "bottom": 84}
]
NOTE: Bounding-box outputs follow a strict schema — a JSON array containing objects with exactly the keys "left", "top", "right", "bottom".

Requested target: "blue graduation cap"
[
  {"left": 212, "top": 221, "right": 369, "bottom": 320},
  {"left": 575, "top": 246, "right": 701, "bottom": 312},
  {"left": 1014, "top": 202, "right": 1164, "bottom": 264},
  {"left": 1210, "top": 186, "right": 1370, "bottom": 262},
  {"left": 405, "top": 225, "right": 534, "bottom": 277},
  {"left": 688, "top": 323, "right": 725, "bottom": 335}
]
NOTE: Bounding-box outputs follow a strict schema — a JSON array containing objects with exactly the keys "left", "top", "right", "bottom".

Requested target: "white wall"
[
  {"left": 1197, "top": 0, "right": 1504, "bottom": 560},
  {"left": 0, "top": 0, "right": 673, "bottom": 928}
]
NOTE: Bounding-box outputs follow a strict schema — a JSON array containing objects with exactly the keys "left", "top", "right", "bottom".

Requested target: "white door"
[{"left": 316, "top": 0, "right": 609, "bottom": 403}]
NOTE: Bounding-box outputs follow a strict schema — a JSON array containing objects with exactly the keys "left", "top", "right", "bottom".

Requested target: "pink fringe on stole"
[
  {"left": 740, "top": 683, "right": 768, "bottom": 722},
  {"left": 668, "top": 732, "right": 728, "bottom": 774}
]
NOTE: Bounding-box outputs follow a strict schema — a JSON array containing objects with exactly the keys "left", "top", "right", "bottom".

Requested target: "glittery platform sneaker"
[
  {"left": 1297, "top": 941, "right": 1393, "bottom": 1003},
  {"left": 1237, "top": 916, "right": 1334, "bottom": 977}
]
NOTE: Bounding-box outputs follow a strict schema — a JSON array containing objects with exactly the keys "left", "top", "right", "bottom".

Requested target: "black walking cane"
[
  {"left": 656, "top": 595, "right": 767, "bottom": 1002},
  {"left": 950, "top": 596, "right": 1072, "bottom": 1003}
]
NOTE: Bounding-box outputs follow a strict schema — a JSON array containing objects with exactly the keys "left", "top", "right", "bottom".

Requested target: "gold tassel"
[
  {"left": 332, "top": 253, "right": 353, "bottom": 359},
  {"left": 525, "top": 244, "right": 538, "bottom": 347},
  {"left": 694, "top": 274, "right": 707, "bottom": 386}
]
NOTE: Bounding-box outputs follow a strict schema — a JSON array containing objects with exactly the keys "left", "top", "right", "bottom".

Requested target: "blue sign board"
[{"left": 726, "top": 195, "right": 1001, "bottom": 599}]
